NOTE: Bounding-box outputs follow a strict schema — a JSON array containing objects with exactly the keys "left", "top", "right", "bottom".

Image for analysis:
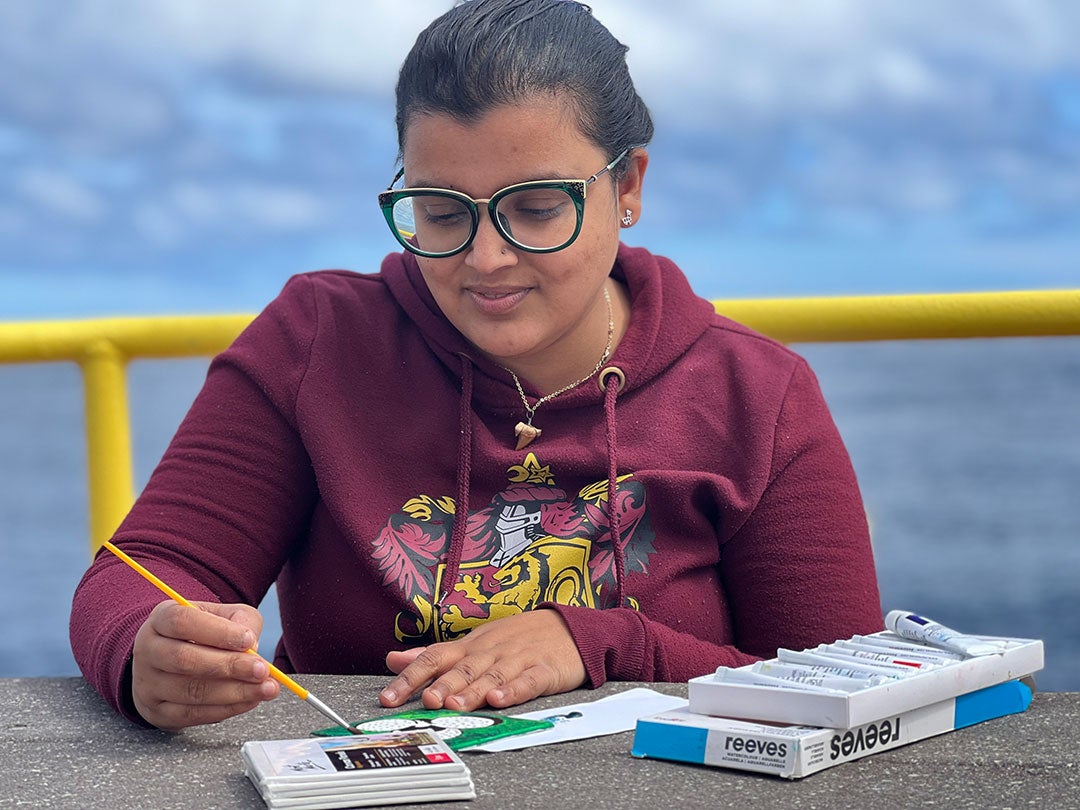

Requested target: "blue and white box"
[{"left": 632, "top": 680, "right": 1033, "bottom": 779}]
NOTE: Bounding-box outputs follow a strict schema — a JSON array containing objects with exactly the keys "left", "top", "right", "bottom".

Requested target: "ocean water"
[{"left": 1, "top": 338, "right": 1077, "bottom": 690}]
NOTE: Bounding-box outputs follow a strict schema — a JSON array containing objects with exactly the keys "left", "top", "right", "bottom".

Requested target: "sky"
[{"left": 1, "top": 0, "right": 1079, "bottom": 319}]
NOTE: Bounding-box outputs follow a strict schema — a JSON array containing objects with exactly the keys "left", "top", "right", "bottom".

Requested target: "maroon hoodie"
[{"left": 71, "top": 244, "right": 882, "bottom": 723}]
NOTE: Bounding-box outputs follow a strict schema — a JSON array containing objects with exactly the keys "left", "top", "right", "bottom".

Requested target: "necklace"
[{"left": 505, "top": 286, "right": 614, "bottom": 450}]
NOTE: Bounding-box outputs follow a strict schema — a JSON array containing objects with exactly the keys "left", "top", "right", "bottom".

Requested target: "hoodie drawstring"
[
  {"left": 600, "top": 366, "right": 626, "bottom": 608},
  {"left": 438, "top": 353, "right": 474, "bottom": 608}
]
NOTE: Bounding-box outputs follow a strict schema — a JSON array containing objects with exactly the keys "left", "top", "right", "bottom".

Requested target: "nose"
[{"left": 464, "top": 210, "right": 516, "bottom": 273}]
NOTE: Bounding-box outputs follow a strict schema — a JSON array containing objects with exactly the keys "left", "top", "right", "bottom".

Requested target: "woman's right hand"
[{"left": 130, "top": 600, "right": 280, "bottom": 731}]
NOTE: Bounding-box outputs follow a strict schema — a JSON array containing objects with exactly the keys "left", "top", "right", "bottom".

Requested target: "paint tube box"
[
  {"left": 632, "top": 679, "right": 1032, "bottom": 779},
  {"left": 687, "top": 632, "right": 1043, "bottom": 728}
]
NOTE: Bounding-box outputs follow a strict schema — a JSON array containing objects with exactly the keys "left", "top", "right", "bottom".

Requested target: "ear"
[{"left": 616, "top": 148, "right": 648, "bottom": 227}]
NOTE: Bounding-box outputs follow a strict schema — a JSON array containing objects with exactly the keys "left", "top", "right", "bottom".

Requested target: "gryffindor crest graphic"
[{"left": 371, "top": 452, "right": 656, "bottom": 644}]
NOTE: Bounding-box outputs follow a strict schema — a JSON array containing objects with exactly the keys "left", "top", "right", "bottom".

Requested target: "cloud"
[
  {"left": 51, "top": 0, "right": 453, "bottom": 95},
  {"left": 590, "top": 1, "right": 1080, "bottom": 235},
  {"left": 607, "top": 1, "right": 1080, "bottom": 111},
  {"left": 15, "top": 167, "right": 107, "bottom": 223},
  {"left": 0, "top": 0, "right": 1077, "bottom": 286}
]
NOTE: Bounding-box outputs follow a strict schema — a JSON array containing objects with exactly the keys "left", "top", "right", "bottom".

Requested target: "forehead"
[{"left": 401, "top": 95, "right": 605, "bottom": 190}]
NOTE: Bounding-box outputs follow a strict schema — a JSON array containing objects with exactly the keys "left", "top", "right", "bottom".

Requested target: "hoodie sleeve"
[
  {"left": 69, "top": 275, "right": 320, "bottom": 722},
  {"left": 544, "top": 358, "right": 883, "bottom": 686}
]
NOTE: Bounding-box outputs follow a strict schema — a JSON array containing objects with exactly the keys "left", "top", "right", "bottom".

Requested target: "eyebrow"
[{"left": 404, "top": 170, "right": 582, "bottom": 193}]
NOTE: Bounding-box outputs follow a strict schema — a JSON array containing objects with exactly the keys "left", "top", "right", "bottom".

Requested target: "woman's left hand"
[{"left": 380, "top": 608, "right": 586, "bottom": 711}]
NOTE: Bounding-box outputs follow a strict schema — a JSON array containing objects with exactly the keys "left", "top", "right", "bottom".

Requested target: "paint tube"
[
  {"left": 850, "top": 634, "right": 966, "bottom": 663},
  {"left": 828, "top": 640, "right": 951, "bottom": 668},
  {"left": 752, "top": 661, "right": 889, "bottom": 692},
  {"left": 776, "top": 648, "right": 915, "bottom": 679},
  {"left": 754, "top": 659, "right": 893, "bottom": 685},
  {"left": 885, "top": 611, "right": 1008, "bottom": 658},
  {"left": 810, "top": 644, "right": 933, "bottom": 672},
  {"left": 711, "top": 665, "right": 852, "bottom": 695}
]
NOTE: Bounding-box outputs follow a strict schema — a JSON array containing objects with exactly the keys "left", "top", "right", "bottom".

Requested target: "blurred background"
[{"left": 1, "top": 1, "right": 1077, "bottom": 689}]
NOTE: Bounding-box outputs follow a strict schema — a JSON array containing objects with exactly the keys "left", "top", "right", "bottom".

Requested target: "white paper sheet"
[{"left": 465, "top": 687, "right": 688, "bottom": 752}]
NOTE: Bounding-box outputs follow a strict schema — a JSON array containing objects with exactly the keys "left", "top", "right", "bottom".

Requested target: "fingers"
[
  {"left": 150, "top": 601, "right": 258, "bottom": 652},
  {"left": 385, "top": 647, "right": 426, "bottom": 675},
  {"left": 379, "top": 645, "right": 455, "bottom": 708},
  {"left": 379, "top": 610, "right": 586, "bottom": 712},
  {"left": 139, "top": 629, "right": 269, "bottom": 683},
  {"left": 131, "top": 600, "right": 279, "bottom": 730},
  {"left": 434, "top": 657, "right": 514, "bottom": 712},
  {"left": 147, "top": 699, "right": 265, "bottom": 731},
  {"left": 132, "top": 666, "right": 278, "bottom": 731},
  {"left": 477, "top": 664, "right": 549, "bottom": 709},
  {"left": 383, "top": 645, "right": 500, "bottom": 711},
  {"left": 197, "top": 601, "right": 266, "bottom": 647}
]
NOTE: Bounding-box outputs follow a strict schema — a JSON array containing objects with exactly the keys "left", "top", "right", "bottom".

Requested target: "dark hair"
[{"left": 395, "top": 0, "right": 653, "bottom": 175}]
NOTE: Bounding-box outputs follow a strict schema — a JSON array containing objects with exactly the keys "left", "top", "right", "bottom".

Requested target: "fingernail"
[
  {"left": 380, "top": 688, "right": 397, "bottom": 702},
  {"left": 239, "top": 631, "right": 256, "bottom": 650},
  {"left": 260, "top": 680, "right": 277, "bottom": 699},
  {"left": 490, "top": 689, "right": 505, "bottom": 704},
  {"left": 252, "top": 660, "right": 268, "bottom": 679}
]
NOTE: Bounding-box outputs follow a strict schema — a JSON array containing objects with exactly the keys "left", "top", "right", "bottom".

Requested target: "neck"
[{"left": 504, "top": 280, "right": 627, "bottom": 396}]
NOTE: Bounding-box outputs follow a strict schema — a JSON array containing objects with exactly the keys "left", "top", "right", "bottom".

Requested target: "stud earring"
[{"left": 622, "top": 209, "right": 633, "bottom": 226}]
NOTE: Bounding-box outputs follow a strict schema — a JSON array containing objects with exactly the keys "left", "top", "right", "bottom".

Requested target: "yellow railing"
[
  {"left": 1, "top": 289, "right": 1078, "bottom": 554},
  {"left": 0, "top": 314, "right": 253, "bottom": 551}
]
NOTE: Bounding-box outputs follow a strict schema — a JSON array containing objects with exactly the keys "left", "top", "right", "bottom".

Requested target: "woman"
[{"left": 71, "top": 0, "right": 882, "bottom": 731}]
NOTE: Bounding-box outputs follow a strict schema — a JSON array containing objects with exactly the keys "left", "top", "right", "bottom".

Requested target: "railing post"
[{"left": 80, "top": 340, "right": 134, "bottom": 554}]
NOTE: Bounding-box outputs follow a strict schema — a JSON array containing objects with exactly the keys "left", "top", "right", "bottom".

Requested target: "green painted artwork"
[{"left": 312, "top": 709, "right": 554, "bottom": 750}]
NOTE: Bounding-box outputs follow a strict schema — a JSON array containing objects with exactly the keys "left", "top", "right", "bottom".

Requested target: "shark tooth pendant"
[{"left": 514, "top": 421, "right": 541, "bottom": 450}]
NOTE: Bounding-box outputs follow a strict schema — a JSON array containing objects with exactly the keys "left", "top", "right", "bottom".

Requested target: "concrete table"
[{"left": 1, "top": 677, "right": 1076, "bottom": 809}]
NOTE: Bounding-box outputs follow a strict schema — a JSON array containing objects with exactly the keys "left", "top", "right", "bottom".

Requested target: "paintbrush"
[{"left": 102, "top": 540, "right": 361, "bottom": 734}]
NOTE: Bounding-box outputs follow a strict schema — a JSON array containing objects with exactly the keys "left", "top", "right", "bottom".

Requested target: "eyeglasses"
[{"left": 377, "top": 148, "right": 632, "bottom": 258}]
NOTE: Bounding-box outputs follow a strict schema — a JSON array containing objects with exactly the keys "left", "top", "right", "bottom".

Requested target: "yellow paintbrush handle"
[
  {"left": 264, "top": 661, "right": 309, "bottom": 699},
  {"left": 102, "top": 541, "right": 311, "bottom": 699},
  {"left": 104, "top": 541, "right": 195, "bottom": 607}
]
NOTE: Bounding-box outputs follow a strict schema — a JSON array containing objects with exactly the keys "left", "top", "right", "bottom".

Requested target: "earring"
[{"left": 622, "top": 209, "right": 633, "bottom": 227}]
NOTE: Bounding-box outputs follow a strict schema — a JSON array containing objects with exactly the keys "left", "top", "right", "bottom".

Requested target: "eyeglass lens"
[{"left": 390, "top": 187, "right": 579, "bottom": 254}]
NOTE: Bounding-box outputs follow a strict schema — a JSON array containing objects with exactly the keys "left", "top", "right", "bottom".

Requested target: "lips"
[{"left": 466, "top": 286, "right": 530, "bottom": 315}]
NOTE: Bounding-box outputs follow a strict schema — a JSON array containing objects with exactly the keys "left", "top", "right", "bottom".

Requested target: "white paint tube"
[
  {"left": 754, "top": 659, "right": 888, "bottom": 683},
  {"left": 777, "top": 648, "right": 915, "bottom": 678},
  {"left": 885, "top": 611, "right": 1008, "bottom": 658},
  {"left": 711, "top": 666, "right": 852, "bottom": 695},
  {"left": 811, "top": 644, "right": 933, "bottom": 672},
  {"left": 850, "top": 634, "right": 966, "bottom": 663},
  {"left": 753, "top": 660, "right": 890, "bottom": 692},
  {"left": 829, "top": 640, "right": 952, "bottom": 667}
]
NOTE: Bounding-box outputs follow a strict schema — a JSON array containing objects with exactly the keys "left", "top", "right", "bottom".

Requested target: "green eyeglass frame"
[{"left": 377, "top": 147, "right": 633, "bottom": 258}]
